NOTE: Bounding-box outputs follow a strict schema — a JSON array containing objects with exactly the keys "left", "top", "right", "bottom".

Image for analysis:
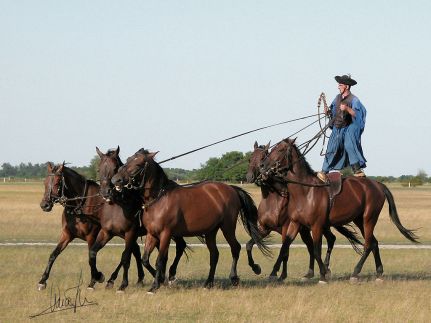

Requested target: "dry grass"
[
  {"left": 0, "top": 246, "right": 430, "bottom": 322},
  {"left": 0, "top": 183, "right": 430, "bottom": 322}
]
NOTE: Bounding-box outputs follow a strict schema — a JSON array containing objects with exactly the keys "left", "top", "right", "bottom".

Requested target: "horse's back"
[{"left": 145, "top": 181, "right": 241, "bottom": 236}]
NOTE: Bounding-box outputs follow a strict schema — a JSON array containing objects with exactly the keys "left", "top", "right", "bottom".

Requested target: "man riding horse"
[{"left": 317, "top": 74, "right": 367, "bottom": 182}]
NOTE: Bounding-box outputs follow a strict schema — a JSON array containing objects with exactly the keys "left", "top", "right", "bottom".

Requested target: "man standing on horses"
[{"left": 317, "top": 74, "right": 367, "bottom": 182}]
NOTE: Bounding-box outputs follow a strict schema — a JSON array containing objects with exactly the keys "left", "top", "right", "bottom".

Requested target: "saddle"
[{"left": 327, "top": 172, "right": 343, "bottom": 200}]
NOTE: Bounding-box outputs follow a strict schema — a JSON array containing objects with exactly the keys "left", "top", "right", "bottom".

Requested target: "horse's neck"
[
  {"left": 64, "top": 168, "right": 87, "bottom": 198},
  {"left": 144, "top": 164, "right": 171, "bottom": 200}
]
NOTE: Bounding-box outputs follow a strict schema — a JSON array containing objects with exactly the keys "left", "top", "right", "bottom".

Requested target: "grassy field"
[{"left": 0, "top": 183, "right": 430, "bottom": 322}]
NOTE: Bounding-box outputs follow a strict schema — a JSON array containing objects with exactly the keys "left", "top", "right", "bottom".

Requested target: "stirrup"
[{"left": 316, "top": 171, "right": 328, "bottom": 182}]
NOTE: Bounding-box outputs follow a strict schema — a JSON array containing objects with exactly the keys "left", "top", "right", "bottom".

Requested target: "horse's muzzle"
[{"left": 40, "top": 200, "right": 53, "bottom": 212}]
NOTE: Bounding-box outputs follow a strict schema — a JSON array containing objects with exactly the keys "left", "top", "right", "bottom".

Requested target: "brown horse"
[
  {"left": 96, "top": 146, "right": 188, "bottom": 287},
  {"left": 39, "top": 162, "right": 145, "bottom": 292},
  {"left": 245, "top": 141, "right": 362, "bottom": 281},
  {"left": 261, "top": 138, "right": 419, "bottom": 283},
  {"left": 111, "top": 149, "right": 269, "bottom": 293}
]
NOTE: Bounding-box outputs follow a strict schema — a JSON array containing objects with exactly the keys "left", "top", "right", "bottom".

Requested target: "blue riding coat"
[{"left": 322, "top": 93, "right": 367, "bottom": 172}]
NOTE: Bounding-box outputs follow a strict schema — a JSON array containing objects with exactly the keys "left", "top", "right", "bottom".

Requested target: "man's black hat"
[{"left": 335, "top": 74, "right": 357, "bottom": 86}]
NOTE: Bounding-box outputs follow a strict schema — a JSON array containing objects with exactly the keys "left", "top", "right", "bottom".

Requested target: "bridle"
[
  {"left": 118, "top": 158, "right": 167, "bottom": 210},
  {"left": 260, "top": 145, "right": 329, "bottom": 188},
  {"left": 44, "top": 169, "right": 101, "bottom": 214},
  {"left": 45, "top": 172, "right": 67, "bottom": 205},
  {"left": 122, "top": 161, "right": 149, "bottom": 191}
]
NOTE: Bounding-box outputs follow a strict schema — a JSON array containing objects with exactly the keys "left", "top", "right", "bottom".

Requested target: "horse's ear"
[
  {"left": 254, "top": 141, "right": 258, "bottom": 149},
  {"left": 115, "top": 145, "right": 120, "bottom": 155},
  {"left": 47, "top": 162, "right": 53, "bottom": 172},
  {"left": 96, "top": 147, "right": 104, "bottom": 158},
  {"left": 265, "top": 141, "right": 271, "bottom": 151},
  {"left": 147, "top": 151, "right": 159, "bottom": 160},
  {"left": 58, "top": 162, "right": 65, "bottom": 173},
  {"left": 291, "top": 137, "right": 297, "bottom": 145}
]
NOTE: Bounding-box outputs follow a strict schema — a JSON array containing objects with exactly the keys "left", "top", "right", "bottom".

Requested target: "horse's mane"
[
  {"left": 60, "top": 165, "right": 98, "bottom": 186},
  {"left": 136, "top": 149, "right": 179, "bottom": 189},
  {"left": 137, "top": 148, "right": 150, "bottom": 155},
  {"left": 283, "top": 139, "right": 315, "bottom": 176}
]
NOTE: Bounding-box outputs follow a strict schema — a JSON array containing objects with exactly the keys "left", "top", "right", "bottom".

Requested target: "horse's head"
[
  {"left": 111, "top": 149, "right": 158, "bottom": 192},
  {"left": 261, "top": 138, "right": 296, "bottom": 179},
  {"left": 96, "top": 146, "right": 121, "bottom": 202},
  {"left": 246, "top": 141, "right": 270, "bottom": 184},
  {"left": 40, "top": 162, "right": 65, "bottom": 212}
]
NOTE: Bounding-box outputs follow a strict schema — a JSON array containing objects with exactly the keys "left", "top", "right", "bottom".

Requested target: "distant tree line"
[{"left": 1, "top": 157, "right": 429, "bottom": 185}]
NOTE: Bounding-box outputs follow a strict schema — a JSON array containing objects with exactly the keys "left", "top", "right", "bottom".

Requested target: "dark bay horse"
[
  {"left": 39, "top": 162, "right": 144, "bottom": 291},
  {"left": 261, "top": 138, "right": 419, "bottom": 283},
  {"left": 96, "top": 146, "right": 188, "bottom": 287},
  {"left": 245, "top": 141, "right": 362, "bottom": 281},
  {"left": 111, "top": 149, "right": 269, "bottom": 293}
]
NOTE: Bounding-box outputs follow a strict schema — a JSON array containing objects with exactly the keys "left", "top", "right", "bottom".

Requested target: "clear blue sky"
[{"left": 1, "top": 1, "right": 430, "bottom": 176}]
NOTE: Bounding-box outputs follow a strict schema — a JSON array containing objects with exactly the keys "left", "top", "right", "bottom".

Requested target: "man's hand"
[{"left": 340, "top": 103, "right": 356, "bottom": 117}]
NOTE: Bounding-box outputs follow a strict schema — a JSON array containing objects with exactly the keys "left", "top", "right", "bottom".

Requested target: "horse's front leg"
[
  {"left": 298, "top": 226, "right": 315, "bottom": 280},
  {"left": 38, "top": 230, "right": 73, "bottom": 290},
  {"left": 322, "top": 227, "right": 336, "bottom": 279},
  {"left": 270, "top": 221, "right": 300, "bottom": 281},
  {"left": 88, "top": 230, "right": 111, "bottom": 290},
  {"left": 145, "top": 232, "right": 169, "bottom": 294},
  {"left": 117, "top": 231, "right": 139, "bottom": 293},
  {"left": 311, "top": 225, "right": 327, "bottom": 284}
]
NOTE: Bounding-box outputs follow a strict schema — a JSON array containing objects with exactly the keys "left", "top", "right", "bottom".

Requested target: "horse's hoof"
[
  {"left": 116, "top": 289, "right": 125, "bottom": 294},
  {"left": 375, "top": 277, "right": 384, "bottom": 284},
  {"left": 318, "top": 280, "right": 328, "bottom": 285},
  {"left": 277, "top": 276, "right": 287, "bottom": 282},
  {"left": 204, "top": 281, "right": 214, "bottom": 289},
  {"left": 37, "top": 283, "right": 47, "bottom": 291},
  {"left": 136, "top": 281, "right": 144, "bottom": 288},
  {"left": 252, "top": 264, "right": 262, "bottom": 275},
  {"left": 168, "top": 277, "right": 178, "bottom": 286},
  {"left": 300, "top": 276, "right": 312, "bottom": 282},
  {"left": 97, "top": 273, "right": 105, "bottom": 284},
  {"left": 268, "top": 275, "right": 278, "bottom": 281},
  {"left": 147, "top": 287, "right": 157, "bottom": 295},
  {"left": 231, "top": 276, "right": 240, "bottom": 286},
  {"left": 350, "top": 277, "right": 359, "bottom": 284},
  {"left": 105, "top": 281, "right": 114, "bottom": 289},
  {"left": 325, "top": 269, "right": 332, "bottom": 280},
  {"left": 87, "top": 286, "right": 95, "bottom": 291}
]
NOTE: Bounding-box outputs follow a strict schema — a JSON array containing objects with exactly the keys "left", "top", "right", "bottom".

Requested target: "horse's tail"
[
  {"left": 380, "top": 182, "right": 420, "bottom": 243},
  {"left": 333, "top": 224, "right": 363, "bottom": 255},
  {"left": 231, "top": 185, "right": 272, "bottom": 257}
]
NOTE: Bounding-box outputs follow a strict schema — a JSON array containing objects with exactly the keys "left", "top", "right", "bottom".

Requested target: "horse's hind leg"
[
  {"left": 168, "top": 237, "right": 187, "bottom": 284},
  {"left": 246, "top": 227, "right": 271, "bottom": 275},
  {"left": 351, "top": 217, "right": 378, "bottom": 282},
  {"left": 371, "top": 236, "right": 384, "bottom": 281},
  {"left": 221, "top": 226, "right": 241, "bottom": 286},
  {"left": 204, "top": 230, "right": 219, "bottom": 289},
  {"left": 38, "top": 231, "right": 72, "bottom": 290}
]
